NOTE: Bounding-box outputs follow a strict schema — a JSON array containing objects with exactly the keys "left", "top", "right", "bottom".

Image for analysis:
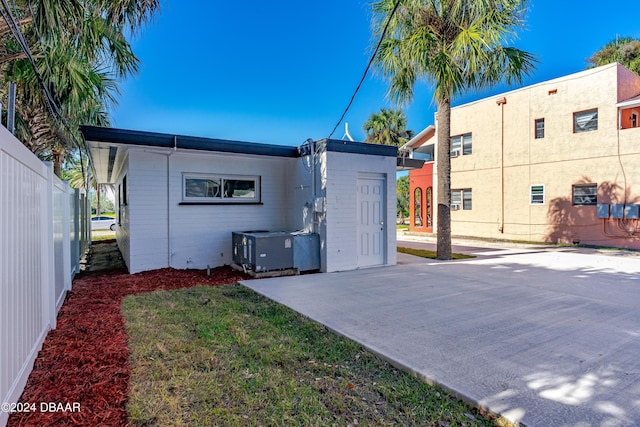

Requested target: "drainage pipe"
[{"left": 496, "top": 97, "right": 507, "bottom": 233}]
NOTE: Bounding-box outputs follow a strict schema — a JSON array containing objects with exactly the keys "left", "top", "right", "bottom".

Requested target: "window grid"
[
  {"left": 573, "top": 109, "right": 598, "bottom": 133},
  {"left": 530, "top": 185, "right": 545, "bottom": 205},
  {"left": 535, "top": 118, "right": 544, "bottom": 139},
  {"left": 182, "top": 173, "right": 260, "bottom": 203},
  {"left": 572, "top": 184, "right": 597, "bottom": 206},
  {"left": 450, "top": 133, "right": 472, "bottom": 156},
  {"left": 451, "top": 188, "right": 472, "bottom": 210}
]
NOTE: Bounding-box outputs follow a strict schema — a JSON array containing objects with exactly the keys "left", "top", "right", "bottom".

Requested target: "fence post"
[
  {"left": 71, "top": 189, "right": 80, "bottom": 277},
  {"left": 42, "top": 162, "right": 56, "bottom": 329},
  {"left": 62, "top": 181, "right": 72, "bottom": 294},
  {"left": 83, "top": 193, "right": 89, "bottom": 253}
]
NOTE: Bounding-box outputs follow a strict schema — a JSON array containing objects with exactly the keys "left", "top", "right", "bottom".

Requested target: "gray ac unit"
[
  {"left": 292, "top": 232, "right": 320, "bottom": 272},
  {"left": 232, "top": 231, "right": 294, "bottom": 272}
]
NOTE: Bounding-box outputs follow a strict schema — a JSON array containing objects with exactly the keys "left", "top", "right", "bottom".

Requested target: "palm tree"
[
  {"left": 0, "top": 0, "right": 158, "bottom": 175},
  {"left": 371, "top": 0, "right": 535, "bottom": 259},
  {"left": 62, "top": 152, "right": 114, "bottom": 216},
  {"left": 588, "top": 37, "right": 640, "bottom": 75},
  {"left": 1, "top": 38, "right": 118, "bottom": 175},
  {"left": 363, "top": 108, "right": 414, "bottom": 146}
]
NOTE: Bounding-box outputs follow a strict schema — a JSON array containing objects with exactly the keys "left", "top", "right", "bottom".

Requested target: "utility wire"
[
  {"left": 27, "top": 0, "right": 56, "bottom": 99},
  {"left": 0, "top": 0, "right": 61, "bottom": 121},
  {"left": 0, "top": 0, "right": 91, "bottom": 174},
  {"left": 327, "top": 0, "right": 402, "bottom": 140}
]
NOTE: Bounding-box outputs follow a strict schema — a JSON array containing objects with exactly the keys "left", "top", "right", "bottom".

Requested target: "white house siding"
[
  {"left": 126, "top": 149, "right": 169, "bottom": 273},
  {"left": 321, "top": 151, "right": 397, "bottom": 272},
  {"left": 119, "top": 148, "right": 299, "bottom": 273},
  {"left": 113, "top": 153, "right": 131, "bottom": 271},
  {"left": 285, "top": 154, "right": 314, "bottom": 233},
  {"left": 167, "top": 150, "right": 298, "bottom": 271},
  {"left": 92, "top": 132, "right": 400, "bottom": 274}
]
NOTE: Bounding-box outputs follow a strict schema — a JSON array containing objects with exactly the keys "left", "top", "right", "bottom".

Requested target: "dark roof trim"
[
  {"left": 80, "top": 126, "right": 399, "bottom": 160},
  {"left": 316, "top": 139, "right": 398, "bottom": 157},
  {"left": 396, "top": 157, "right": 425, "bottom": 171},
  {"left": 80, "top": 125, "right": 300, "bottom": 158}
]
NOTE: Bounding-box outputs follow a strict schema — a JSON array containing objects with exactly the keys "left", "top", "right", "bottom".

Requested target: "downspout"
[
  {"left": 165, "top": 137, "right": 177, "bottom": 267},
  {"left": 311, "top": 138, "right": 318, "bottom": 234},
  {"left": 496, "top": 97, "right": 507, "bottom": 233},
  {"left": 303, "top": 138, "right": 318, "bottom": 234}
]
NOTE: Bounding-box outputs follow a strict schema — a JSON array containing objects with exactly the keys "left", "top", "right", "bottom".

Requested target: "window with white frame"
[
  {"left": 451, "top": 188, "right": 472, "bottom": 210},
  {"left": 572, "top": 184, "right": 597, "bottom": 205},
  {"left": 463, "top": 189, "right": 472, "bottom": 210},
  {"left": 451, "top": 133, "right": 472, "bottom": 156},
  {"left": 573, "top": 109, "right": 598, "bottom": 133},
  {"left": 182, "top": 173, "right": 260, "bottom": 203},
  {"left": 530, "top": 185, "right": 544, "bottom": 204}
]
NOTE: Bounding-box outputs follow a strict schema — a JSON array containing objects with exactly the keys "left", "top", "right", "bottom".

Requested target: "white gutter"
[
  {"left": 616, "top": 98, "right": 640, "bottom": 108},
  {"left": 400, "top": 125, "right": 435, "bottom": 153}
]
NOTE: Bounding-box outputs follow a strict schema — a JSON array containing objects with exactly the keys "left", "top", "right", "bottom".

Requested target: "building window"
[
  {"left": 463, "top": 189, "right": 472, "bottom": 210},
  {"left": 452, "top": 188, "right": 472, "bottom": 210},
  {"left": 535, "top": 118, "right": 544, "bottom": 139},
  {"left": 451, "top": 133, "right": 472, "bottom": 156},
  {"left": 530, "top": 185, "right": 545, "bottom": 204},
  {"left": 183, "top": 173, "right": 260, "bottom": 203},
  {"left": 573, "top": 109, "right": 598, "bottom": 133},
  {"left": 122, "top": 175, "right": 127, "bottom": 205},
  {"left": 573, "top": 184, "right": 597, "bottom": 205}
]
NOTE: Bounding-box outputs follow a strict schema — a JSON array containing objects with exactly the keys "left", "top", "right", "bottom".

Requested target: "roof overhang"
[
  {"left": 316, "top": 139, "right": 398, "bottom": 157},
  {"left": 80, "top": 126, "right": 301, "bottom": 184},
  {"left": 80, "top": 126, "right": 401, "bottom": 184},
  {"left": 400, "top": 125, "right": 436, "bottom": 153},
  {"left": 396, "top": 157, "right": 425, "bottom": 171},
  {"left": 617, "top": 93, "right": 640, "bottom": 109}
]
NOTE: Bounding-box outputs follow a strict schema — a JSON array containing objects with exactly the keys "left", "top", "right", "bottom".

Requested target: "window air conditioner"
[
  {"left": 451, "top": 203, "right": 461, "bottom": 211},
  {"left": 450, "top": 149, "right": 461, "bottom": 158}
]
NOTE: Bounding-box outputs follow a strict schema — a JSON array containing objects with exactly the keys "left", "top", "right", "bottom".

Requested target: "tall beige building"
[{"left": 405, "top": 63, "right": 640, "bottom": 249}]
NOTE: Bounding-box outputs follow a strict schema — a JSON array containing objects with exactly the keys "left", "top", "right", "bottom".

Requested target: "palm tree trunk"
[
  {"left": 436, "top": 97, "right": 452, "bottom": 260},
  {"left": 52, "top": 149, "right": 64, "bottom": 177}
]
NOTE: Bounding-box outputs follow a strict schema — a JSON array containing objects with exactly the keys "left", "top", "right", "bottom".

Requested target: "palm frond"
[{"left": 371, "top": 0, "right": 535, "bottom": 103}]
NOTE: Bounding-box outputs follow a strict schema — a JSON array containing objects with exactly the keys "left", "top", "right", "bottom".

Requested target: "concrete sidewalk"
[{"left": 242, "top": 247, "right": 640, "bottom": 426}]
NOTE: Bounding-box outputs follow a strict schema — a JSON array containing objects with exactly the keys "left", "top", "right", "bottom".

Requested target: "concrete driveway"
[{"left": 241, "top": 244, "right": 640, "bottom": 427}]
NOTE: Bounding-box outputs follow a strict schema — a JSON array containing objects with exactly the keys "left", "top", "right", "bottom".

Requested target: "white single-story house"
[{"left": 80, "top": 126, "right": 401, "bottom": 274}]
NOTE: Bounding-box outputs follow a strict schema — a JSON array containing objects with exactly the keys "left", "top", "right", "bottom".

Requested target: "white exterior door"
[{"left": 357, "top": 174, "right": 386, "bottom": 267}]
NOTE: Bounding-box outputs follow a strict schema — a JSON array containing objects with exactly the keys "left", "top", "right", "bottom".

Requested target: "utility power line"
[
  {"left": 327, "top": 0, "right": 402, "bottom": 140},
  {"left": 0, "top": 0, "right": 90, "bottom": 173}
]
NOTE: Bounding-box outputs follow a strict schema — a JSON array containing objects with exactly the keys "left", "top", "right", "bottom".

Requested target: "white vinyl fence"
[{"left": 0, "top": 125, "right": 89, "bottom": 427}]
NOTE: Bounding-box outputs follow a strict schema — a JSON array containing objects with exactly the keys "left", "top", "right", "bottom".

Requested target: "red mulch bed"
[{"left": 8, "top": 245, "right": 249, "bottom": 427}]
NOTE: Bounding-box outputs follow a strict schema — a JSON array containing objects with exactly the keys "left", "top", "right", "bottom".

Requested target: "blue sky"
[{"left": 111, "top": 1, "right": 640, "bottom": 146}]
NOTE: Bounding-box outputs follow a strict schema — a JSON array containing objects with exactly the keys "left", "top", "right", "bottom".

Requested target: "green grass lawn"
[
  {"left": 398, "top": 246, "right": 475, "bottom": 260},
  {"left": 123, "top": 285, "right": 509, "bottom": 426},
  {"left": 91, "top": 232, "right": 115, "bottom": 242}
]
